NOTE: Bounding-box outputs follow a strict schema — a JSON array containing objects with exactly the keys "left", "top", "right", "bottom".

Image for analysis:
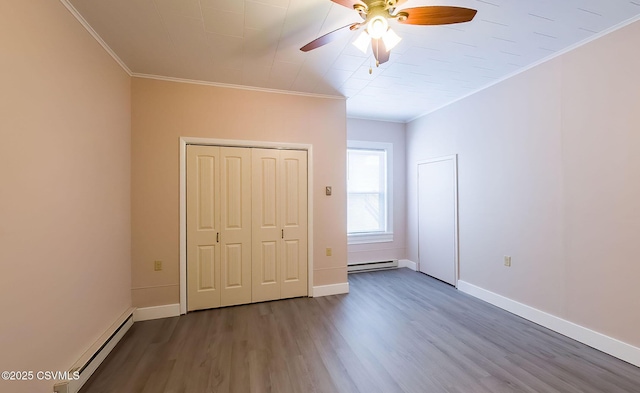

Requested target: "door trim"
[
  {"left": 416, "top": 154, "right": 459, "bottom": 287},
  {"left": 179, "top": 137, "right": 314, "bottom": 315}
]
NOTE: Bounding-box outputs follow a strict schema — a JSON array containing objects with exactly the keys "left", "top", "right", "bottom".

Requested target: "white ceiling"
[{"left": 67, "top": 0, "right": 640, "bottom": 122}]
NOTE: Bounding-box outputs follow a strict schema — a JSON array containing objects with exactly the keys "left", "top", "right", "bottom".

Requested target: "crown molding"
[
  {"left": 347, "top": 115, "right": 407, "bottom": 124},
  {"left": 131, "top": 73, "right": 345, "bottom": 100},
  {"left": 59, "top": 0, "right": 132, "bottom": 76},
  {"left": 407, "top": 13, "right": 640, "bottom": 124}
]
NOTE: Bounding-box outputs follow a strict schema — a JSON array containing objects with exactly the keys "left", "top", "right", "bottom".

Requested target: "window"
[{"left": 347, "top": 141, "right": 393, "bottom": 244}]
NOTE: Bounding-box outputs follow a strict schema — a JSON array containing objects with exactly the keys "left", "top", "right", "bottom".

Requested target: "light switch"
[
  {"left": 154, "top": 260, "right": 162, "bottom": 271},
  {"left": 326, "top": 248, "right": 332, "bottom": 256},
  {"left": 325, "top": 186, "right": 332, "bottom": 196}
]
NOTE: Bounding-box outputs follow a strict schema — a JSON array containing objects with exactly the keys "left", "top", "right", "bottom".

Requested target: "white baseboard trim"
[
  {"left": 457, "top": 280, "right": 640, "bottom": 367},
  {"left": 133, "top": 304, "right": 181, "bottom": 322},
  {"left": 313, "top": 283, "right": 350, "bottom": 297},
  {"left": 398, "top": 259, "right": 417, "bottom": 271}
]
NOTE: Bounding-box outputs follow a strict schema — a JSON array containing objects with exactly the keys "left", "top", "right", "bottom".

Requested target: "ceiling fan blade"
[
  {"left": 372, "top": 39, "right": 390, "bottom": 65},
  {"left": 300, "top": 23, "right": 359, "bottom": 52},
  {"left": 330, "top": 0, "right": 365, "bottom": 9},
  {"left": 398, "top": 6, "right": 477, "bottom": 25}
]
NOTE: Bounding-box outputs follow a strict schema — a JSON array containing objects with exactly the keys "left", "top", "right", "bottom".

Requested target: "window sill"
[{"left": 348, "top": 232, "right": 394, "bottom": 245}]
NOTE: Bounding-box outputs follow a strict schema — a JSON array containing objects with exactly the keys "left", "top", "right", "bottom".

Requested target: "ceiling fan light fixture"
[
  {"left": 382, "top": 27, "right": 402, "bottom": 52},
  {"left": 367, "top": 16, "right": 388, "bottom": 39},
  {"left": 352, "top": 31, "right": 371, "bottom": 53}
]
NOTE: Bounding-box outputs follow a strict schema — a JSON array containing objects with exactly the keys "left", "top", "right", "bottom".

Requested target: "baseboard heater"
[
  {"left": 53, "top": 308, "right": 135, "bottom": 393},
  {"left": 348, "top": 259, "right": 398, "bottom": 273}
]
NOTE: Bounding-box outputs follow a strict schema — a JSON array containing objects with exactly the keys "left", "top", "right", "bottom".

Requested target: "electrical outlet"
[
  {"left": 326, "top": 248, "right": 332, "bottom": 257},
  {"left": 504, "top": 256, "right": 511, "bottom": 267},
  {"left": 154, "top": 260, "right": 162, "bottom": 271}
]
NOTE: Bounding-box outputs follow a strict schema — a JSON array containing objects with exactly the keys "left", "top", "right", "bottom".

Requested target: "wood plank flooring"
[{"left": 80, "top": 269, "right": 640, "bottom": 393}]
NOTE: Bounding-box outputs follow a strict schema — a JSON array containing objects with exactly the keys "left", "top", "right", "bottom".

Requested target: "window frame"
[{"left": 347, "top": 140, "right": 394, "bottom": 245}]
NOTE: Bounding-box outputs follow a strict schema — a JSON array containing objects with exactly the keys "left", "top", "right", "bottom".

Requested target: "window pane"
[
  {"left": 347, "top": 149, "right": 385, "bottom": 193},
  {"left": 347, "top": 147, "right": 388, "bottom": 235},
  {"left": 347, "top": 193, "right": 386, "bottom": 233}
]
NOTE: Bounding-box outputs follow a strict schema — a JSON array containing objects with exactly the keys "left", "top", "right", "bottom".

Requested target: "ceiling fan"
[{"left": 300, "top": 0, "right": 477, "bottom": 66}]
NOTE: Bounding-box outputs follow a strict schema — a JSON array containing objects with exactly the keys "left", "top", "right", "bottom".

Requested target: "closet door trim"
[{"left": 179, "top": 137, "right": 314, "bottom": 315}]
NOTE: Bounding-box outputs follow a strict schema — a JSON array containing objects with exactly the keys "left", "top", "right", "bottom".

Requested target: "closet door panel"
[
  {"left": 280, "top": 150, "right": 308, "bottom": 298},
  {"left": 252, "top": 149, "right": 281, "bottom": 302},
  {"left": 187, "top": 145, "right": 221, "bottom": 311},
  {"left": 188, "top": 146, "right": 308, "bottom": 310},
  {"left": 220, "top": 147, "right": 252, "bottom": 306}
]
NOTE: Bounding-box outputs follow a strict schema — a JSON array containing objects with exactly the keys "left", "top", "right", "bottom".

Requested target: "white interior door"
[
  {"left": 219, "top": 147, "right": 252, "bottom": 307},
  {"left": 417, "top": 155, "right": 458, "bottom": 286},
  {"left": 279, "top": 150, "right": 308, "bottom": 299},
  {"left": 252, "top": 148, "right": 281, "bottom": 302},
  {"left": 187, "top": 144, "right": 308, "bottom": 310},
  {"left": 252, "top": 149, "right": 308, "bottom": 302},
  {"left": 187, "top": 145, "right": 221, "bottom": 311},
  {"left": 187, "top": 146, "right": 252, "bottom": 310}
]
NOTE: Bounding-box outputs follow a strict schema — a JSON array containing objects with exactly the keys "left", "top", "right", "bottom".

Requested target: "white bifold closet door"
[
  {"left": 186, "top": 145, "right": 307, "bottom": 312},
  {"left": 187, "top": 145, "right": 252, "bottom": 311},
  {"left": 252, "top": 148, "right": 308, "bottom": 302}
]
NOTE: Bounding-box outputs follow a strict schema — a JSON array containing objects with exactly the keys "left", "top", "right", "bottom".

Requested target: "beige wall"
[
  {"left": 131, "top": 78, "right": 347, "bottom": 307},
  {"left": 347, "top": 118, "right": 407, "bottom": 264},
  {"left": 0, "top": 1, "right": 131, "bottom": 392},
  {"left": 406, "top": 20, "right": 640, "bottom": 346}
]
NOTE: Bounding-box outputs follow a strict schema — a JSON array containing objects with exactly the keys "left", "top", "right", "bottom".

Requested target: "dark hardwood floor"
[{"left": 80, "top": 269, "right": 640, "bottom": 393}]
